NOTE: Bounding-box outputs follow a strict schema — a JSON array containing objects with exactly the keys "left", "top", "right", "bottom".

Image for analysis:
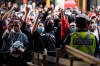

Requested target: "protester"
[
  {"left": 1, "top": 20, "right": 29, "bottom": 66},
  {"left": 0, "top": 1, "right": 100, "bottom": 66}
]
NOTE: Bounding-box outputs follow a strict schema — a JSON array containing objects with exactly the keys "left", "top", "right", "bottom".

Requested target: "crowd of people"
[{"left": 0, "top": 0, "right": 100, "bottom": 66}]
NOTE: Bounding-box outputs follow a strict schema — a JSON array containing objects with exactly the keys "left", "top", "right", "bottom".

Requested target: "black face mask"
[
  {"left": 47, "top": 24, "right": 54, "bottom": 31},
  {"left": 90, "top": 29, "right": 94, "bottom": 32}
]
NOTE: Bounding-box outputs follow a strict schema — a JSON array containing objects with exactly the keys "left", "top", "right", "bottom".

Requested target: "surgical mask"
[
  {"left": 17, "top": 13, "right": 24, "bottom": 18},
  {"left": 65, "top": 10, "right": 72, "bottom": 15},
  {"left": 11, "top": 29, "right": 14, "bottom": 32},
  {"left": 0, "top": 9, "right": 5, "bottom": 14},
  {"left": 37, "top": 27, "right": 45, "bottom": 33},
  {"left": 70, "top": 26, "right": 76, "bottom": 33},
  {"left": 44, "top": 7, "right": 48, "bottom": 11},
  {"left": 0, "top": 11, "right": 4, "bottom": 14}
]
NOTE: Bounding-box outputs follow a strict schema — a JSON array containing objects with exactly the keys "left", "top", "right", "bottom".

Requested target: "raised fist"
[
  {"left": 48, "top": 7, "right": 53, "bottom": 11},
  {"left": 1, "top": 3, "right": 5, "bottom": 8},
  {"left": 13, "top": 4, "right": 18, "bottom": 9},
  {"left": 26, "top": 6, "right": 30, "bottom": 12}
]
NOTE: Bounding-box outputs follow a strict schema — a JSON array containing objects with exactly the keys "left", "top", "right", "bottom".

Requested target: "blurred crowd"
[{"left": 0, "top": 0, "right": 100, "bottom": 66}]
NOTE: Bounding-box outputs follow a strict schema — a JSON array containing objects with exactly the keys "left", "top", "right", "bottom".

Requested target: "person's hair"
[{"left": 76, "top": 17, "right": 90, "bottom": 28}]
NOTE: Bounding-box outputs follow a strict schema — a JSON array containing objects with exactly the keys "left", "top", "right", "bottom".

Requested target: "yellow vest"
[{"left": 69, "top": 32, "right": 96, "bottom": 56}]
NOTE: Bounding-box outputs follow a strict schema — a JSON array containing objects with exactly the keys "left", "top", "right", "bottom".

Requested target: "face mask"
[
  {"left": 37, "top": 27, "right": 45, "bottom": 33},
  {"left": 70, "top": 26, "right": 76, "bottom": 33},
  {"left": 44, "top": 7, "right": 48, "bottom": 11},
  {"left": 11, "top": 29, "right": 14, "bottom": 32},
  {"left": 90, "top": 29, "right": 94, "bottom": 32},
  {"left": 65, "top": 10, "right": 72, "bottom": 15},
  {"left": 0, "top": 11, "right": 4, "bottom": 14},
  {"left": 48, "top": 24, "right": 54, "bottom": 30},
  {"left": 18, "top": 13, "right": 24, "bottom": 18}
]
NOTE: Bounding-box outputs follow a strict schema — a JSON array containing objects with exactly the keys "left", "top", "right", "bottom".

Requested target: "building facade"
[
  {"left": 1, "top": 0, "right": 100, "bottom": 11},
  {"left": 75, "top": 0, "right": 100, "bottom": 12}
]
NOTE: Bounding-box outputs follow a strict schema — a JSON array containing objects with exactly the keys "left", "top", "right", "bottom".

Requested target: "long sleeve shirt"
[
  {"left": 1, "top": 30, "right": 29, "bottom": 52},
  {"left": 60, "top": 18, "right": 70, "bottom": 40}
]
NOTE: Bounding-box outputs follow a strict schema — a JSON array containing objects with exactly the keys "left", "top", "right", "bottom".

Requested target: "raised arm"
[
  {"left": 60, "top": 9, "right": 70, "bottom": 40},
  {"left": 31, "top": 12, "right": 40, "bottom": 34},
  {"left": 22, "top": 6, "right": 30, "bottom": 22},
  {"left": 2, "top": 4, "right": 18, "bottom": 20},
  {"left": 41, "top": 7, "right": 53, "bottom": 22},
  {"left": 0, "top": 3, "right": 5, "bottom": 10},
  {"left": 61, "top": 9, "right": 66, "bottom": 19}
]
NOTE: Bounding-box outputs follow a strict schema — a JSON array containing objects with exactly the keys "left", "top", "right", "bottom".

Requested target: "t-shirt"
[
  {"left": 32, "top": 31, "right": 46, "bottom": 52},
  {"left": 32, "top": 31, "right": 56, "bottom": 56}
]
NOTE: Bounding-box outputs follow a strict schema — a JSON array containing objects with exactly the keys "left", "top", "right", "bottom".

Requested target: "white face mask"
[
  {"left": 11, "top": 29, "right": 14, "bottom": 32},
  {"left": 57, "top": 11, "right": 60, "bottom": 15},
  {"left": 17, "top": 13, "right": 24, "bottom": 18},
  {"left": 0, "top": 10, "right": 4, "bottom": 14},
  {"left": 5, "top": 19, "right": 9, "bottom": 25},
  {"left": 65, "top": 11, "right": 72, "bottom": 15},
  {"left": 44, "top": 7, "right": 48, "bottom": 11}
]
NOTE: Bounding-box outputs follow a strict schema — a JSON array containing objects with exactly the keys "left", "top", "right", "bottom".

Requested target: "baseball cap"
[
  {"left": 14, "top": 20, "right": 21, "bottom": 24},
  {"left": 76, "top": 14, "right": 90, "bottom": 24}
]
